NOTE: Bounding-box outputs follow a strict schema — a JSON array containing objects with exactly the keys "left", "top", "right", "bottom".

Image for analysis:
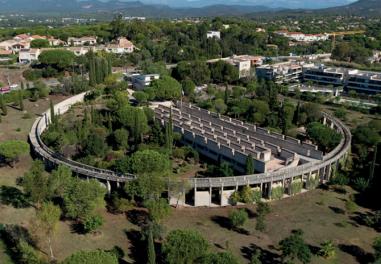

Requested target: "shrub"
[
  {"left": 230, "top": 191, "right": 240, "bottom": 205},
  {"left": 353, "top": 177, "right": 369, "bottom": 192},
  {"left": 345, "top": 200, "right": 358, "bottom": 214},
  {"left": 319, "top": 240, "right": 336, "bottom": 259},
  {"left": 22, "top": 113, "right": 32, "bottom": 119},
  {"left": 83, "top": 215, "right": 104, "bottom": 233},
  {"left": 291, "top": 180, "right": 303, "bottom": 195},
  {"left": 62, "top": 249, "right": 118, "bottom": 264},
  {"left": 331, "top": 172, "right": 349, "bottom": 186},
  {"left": 229, "top": 209, "right": 248, "bottom": 228},
  {"left": 271, "top": 186, "right": 284, "bottom": 200},
  {"left": 307, "top": 176, "right": 319, "bottom": 190}
]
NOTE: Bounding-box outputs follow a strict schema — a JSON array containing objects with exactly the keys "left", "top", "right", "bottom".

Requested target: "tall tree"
[
  {"left": 147, "top": 225, "right": 156, "bottom": 264},
  {"left": 22, "top": 160, "right": 50, "bottom": 206},
  {"left": 18, "top": 90, "right": 24, "bottom": 111},
  {"left": 0, "top": 94, "right": 7, "bottom": 116},
  {"left": 245, "top": 154, "right": 255, "bottom": 175},
  {"left": 36, "top": 201, "right": 61, "bottom": 260}
]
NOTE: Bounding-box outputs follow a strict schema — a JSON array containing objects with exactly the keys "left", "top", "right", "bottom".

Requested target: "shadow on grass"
[
  {"left": 125, "top": 229, "right": 146, "bottom": 264},
  {"left": 338, "top": 244, "right": 374, "bottom": 263},
  {"left": 126, "top": 209, "right": 149, "bottom": 227},
  {"left": 0, "top": 186, "right": 30, "bottom": 208},
  {"left": 241, "top": 243, "right": 282, "bottom": 264},
  {"left": 329, "top": 206, "right": 346, "bottom": 214},
  {"left": 349, "top": 211, "right": 381, "bottom": 232},
  {"left": 210, "top": 215, "right": 250, "bottom": 235}
]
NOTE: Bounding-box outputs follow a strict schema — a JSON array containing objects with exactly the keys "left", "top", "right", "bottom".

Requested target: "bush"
[
  {"left": 83, "top": 215, "right": 104, "bottom": 233},
  {"left": 291, "top": 180, "right": 303, "bottom": 195},
  {"left": 230, "top": 191, "right": 240, "bottom": 205},
  {"left": 271, "top": 186, "right": 284, "bottom": 200},
  {"left": 353, "top": 177, "right": 369, "bottom": 192},
  {"left": 229, "top": 209, "right": 248, "bottom": 228},
  {"left": 331, "top": 172, "right": 349, "bottom": 186},
  {"left": 345, "top": 200, "right": 358, "bottom": 214},
  {"left": 307, "top": 175, "right": 319, "bottom": 190},
  {"left": 62, "top": 249, "right": 118, "bottom": 264},
  {"left": 319, "top": 240, "right": 336, "bottom": 259},
  {"left": 111, "top": 197, "right": 134, "bottom": 214}
]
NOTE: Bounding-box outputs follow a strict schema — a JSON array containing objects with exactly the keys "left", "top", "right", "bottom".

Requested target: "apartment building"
[
  {"left": 303, "top": 64, "right": 381, "bottom": 94},
  {"left": 302, "top": 64, "right": 349, "bottom": 86},
  {"left": 256, "top": 62, "right": 303, "bottom": 84},
  {"left": 346, "top": 70, "right": 381, "bottom": 94}
]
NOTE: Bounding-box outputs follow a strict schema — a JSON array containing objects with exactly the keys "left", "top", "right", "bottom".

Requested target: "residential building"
[
  {"left": 256, "top": 62, "right": 303, "bottom": 84},
  {"left": 206, "top": 31, "right": 221, "bottom": 39},
  {"left": 19, "top": 48, "right": 41, "bottom": 63},
  {"left": 105, "top": 37, "right": 134, "bottom": 54},
  {"left": 302, "top": 64, "right": 381, "bottom": 94},
  {"left": 275, "top": 30, "right": 329, "bottom": 42},
  {"left": 229, "top": 57, "right": 252, "bottom": 78},
  {"left": 302, "top": 64, "right": 348, "bottom": 87},
  {"left": 66, "top": 47, "right": 94, "bottom": 56},
  {"left": 67, "top": 36, "right": 97, "bottom": 46},
  {"left": 346, "top": 70, "right": 381, "bottom": 94},
  {"left": 131, "top": 74, "right": 160, "bottom": 90}
]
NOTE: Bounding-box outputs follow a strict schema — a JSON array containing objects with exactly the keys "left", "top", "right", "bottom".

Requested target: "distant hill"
[
  {"left": 249, "top": 0, "right": 381, "bottom": 17},
  {"left": 325, "top": 0, "right": 381, "bottom": 16},
  {"left": 0, "top": 0, "right": 278, "bottom": 17}
]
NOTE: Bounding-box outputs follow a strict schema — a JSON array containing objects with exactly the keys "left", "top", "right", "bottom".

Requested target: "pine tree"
[
  {"left": 246, "top": 154, "right": 254, "bottom": 175},
  {"left": 147, "top": 226, "right": 156, "bottom": 264},
  {"left": 19, "top": 90, "right": 24, "bottom": 111},
  {"left": 0, "top": 94, "right": 7, "bottom": 116}
]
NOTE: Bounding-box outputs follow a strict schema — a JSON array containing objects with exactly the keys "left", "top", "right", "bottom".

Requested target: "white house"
[
  {"left": 206, "top": 31, "right": 221, "bottom": 39},
  {"left": 105, "top": 38, "right": 134, "bottom": 54},
  {"left": 68, "top": 36, "right": 97, "bottom": 46},
  {"left": 18, "top": 48, "right": 41, "bottom": 63}
]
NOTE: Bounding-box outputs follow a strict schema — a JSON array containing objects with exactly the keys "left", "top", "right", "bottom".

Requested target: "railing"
[{"left": 29, "top": 95, "right": 351, "bottom": 188}]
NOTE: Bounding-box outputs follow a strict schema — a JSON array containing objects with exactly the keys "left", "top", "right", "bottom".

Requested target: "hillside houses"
[{"left": 275, "top": 30, "right": 329, "bottom": 42}]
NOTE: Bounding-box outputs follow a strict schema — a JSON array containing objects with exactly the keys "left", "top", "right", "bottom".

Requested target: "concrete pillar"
[
  {"left": 106, "top": 180, "right": 111, "bottom": 194},
  {"left": 323, "top": 117, "right": 327, "bottom": 125},
  {"left": 268, "top": 182, "right": 272, "bottom": 199},
  {"left": 209, "top": 186, "right": 212, "bottom": 206},
  {"left": 220, "top": 185, "right": 224, "bottom": 206},
  {"left": 288, "top": 177, "right": 293, "bottom": 195},
  {"left": 116, "top": 181, "right": 120, "bottom": 188}
]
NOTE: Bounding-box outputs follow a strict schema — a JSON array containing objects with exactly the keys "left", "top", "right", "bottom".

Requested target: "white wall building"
[
  {"left": 68, "top": 36, "right": 97, "bottom": 46},
  {"left": 19, "top": 48, "right": 41, "bottom": 63},
  {"left": 131, "top": 74, "right": 160, "bottom": 90},
  {"left": 105, "top": 37, "right": 134, "bottom": 54},
  {"left": 206, "top": 31, "right": 221, "bottom": 39}
]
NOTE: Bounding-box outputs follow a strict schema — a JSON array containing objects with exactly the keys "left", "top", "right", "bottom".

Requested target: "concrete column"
[
  {"left": 268, "top": 182, "right": 272, "bottom": 199},
  {"left": 220, "top": 185, "right": 224, "bottom": 206},
  {"left": 116, "top": 181, "right": 120, "bottom": 188},
  {"left": 288, "top": 177, "right": 293, "bottom": 195},
  {"left": 209, "top": 186, "right": 212, "bottom": 206},
  {"left": 106, "top": 180, "right": 111, "bottom": 194}
]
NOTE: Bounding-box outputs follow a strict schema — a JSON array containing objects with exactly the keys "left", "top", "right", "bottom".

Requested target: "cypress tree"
[
  {"left": 107, "top": 56, "right": 112, "bottom": 75},
  {"left": 224, "top": 84, "right": 229, "bottom": 104},
  {"left": 147, "top": 227, "right": 156, "bottom": 264},
  {"left": 293, "top": 101, "right": 301, "bottom": 126},
  {"left": 165, "top": 109, "right": 174, "bottom": 154},
  {"left": 107, "top": 113, "right": 113, "bottom": 133},
  {"left": 102, "top": 58, "right": 108, "bottom": 81},
  {"left": 0, "top": 94, "right": 7, "bottom": 116},
  {"left": 19, "top": 90, "right": 24, "bottom": 111},
  {"left": 279, "top": 103, "right": 286, "bottom": 135},
  {"left": 246, "top": 154, "right": 254, "bottom": 175},
  {"left": 95, "top": 58, "right": 102, "bottom": 84},
  {"left": 49, "top": 100, "right": 55, "bottom": 124}
]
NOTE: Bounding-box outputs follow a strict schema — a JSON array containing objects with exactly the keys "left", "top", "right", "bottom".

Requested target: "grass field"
[
  {"left": 165, "top": 187, "right": 378, "bottom": 263},
  {"left": 0, "top": 95, "right": 379, "bottom": 263}
]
